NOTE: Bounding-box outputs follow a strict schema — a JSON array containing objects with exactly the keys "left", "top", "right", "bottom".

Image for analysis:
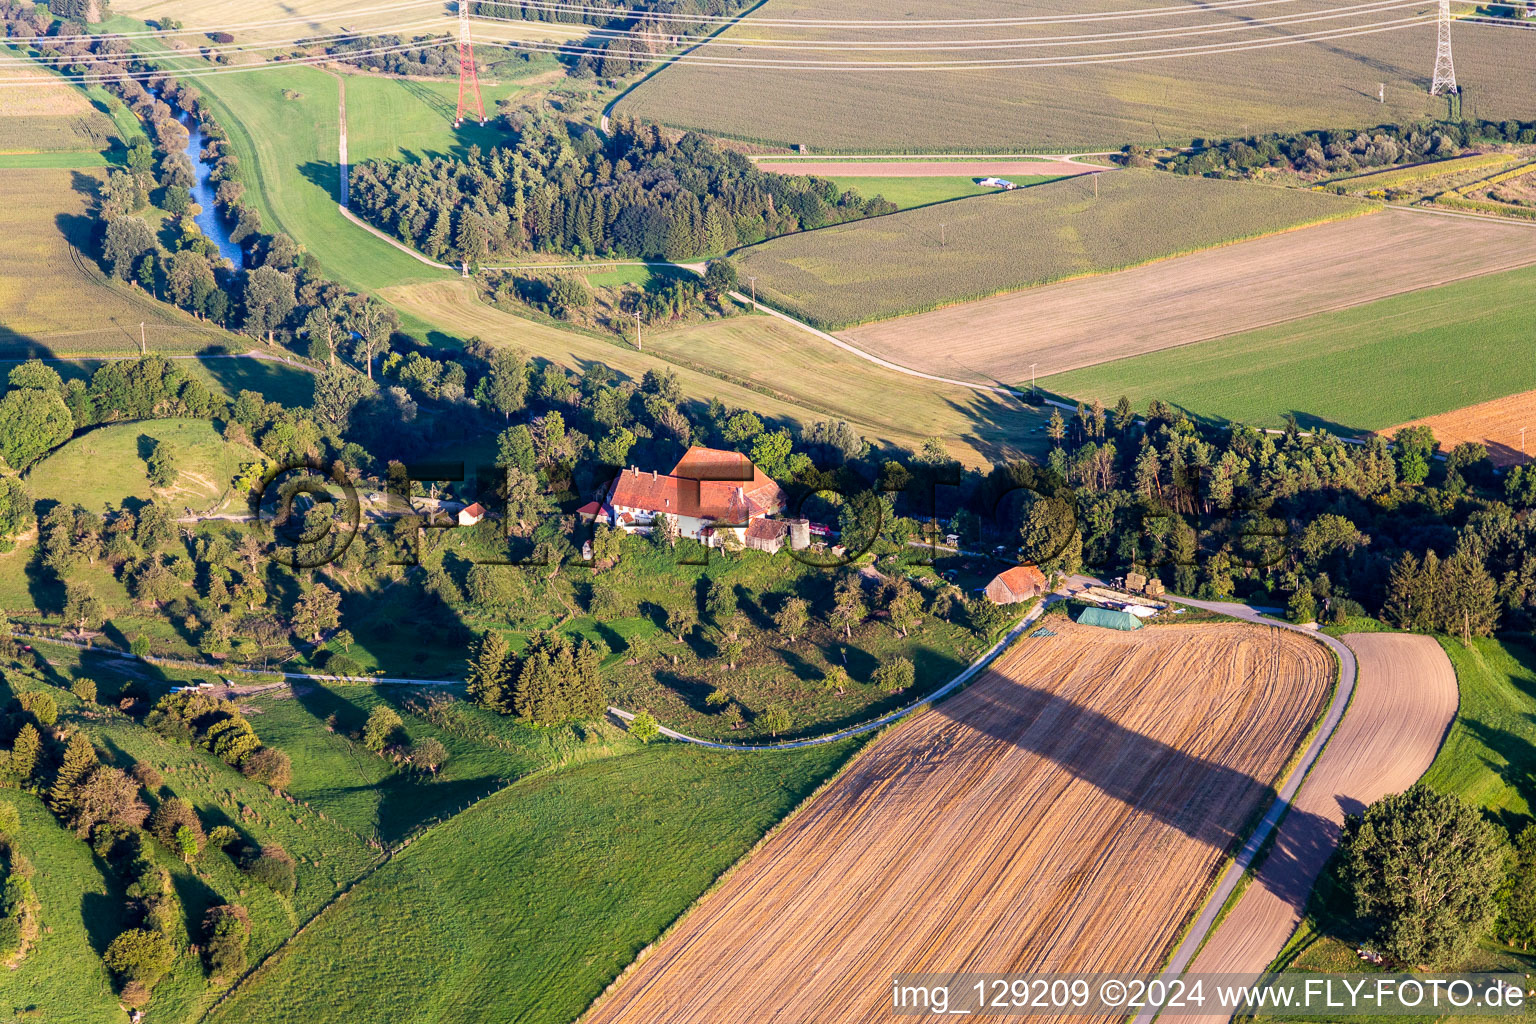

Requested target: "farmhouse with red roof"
[{"left": 605, "top": 446, "right": 788, "bottom": 546}]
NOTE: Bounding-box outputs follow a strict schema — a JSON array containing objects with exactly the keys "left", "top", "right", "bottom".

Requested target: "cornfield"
[
  {"left": 1324, "top": 152, "right": 1518, "bottom": 193},
  {"left": 734, "top": 170, "right": 1370, "bottom": 329}
]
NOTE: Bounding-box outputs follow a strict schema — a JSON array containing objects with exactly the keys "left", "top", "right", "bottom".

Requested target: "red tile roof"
[
  {"left": 745, "top": 518, "right": 788, "bottom": 540},
  {"left": 607, "top": 447, "right": 785, "bottom": 522},
  {"left": 991, "top": 564, "right": 1047, "bottom": 598},
  {"left": 461, "top": 502, "right": 487, "bottom": 518}
]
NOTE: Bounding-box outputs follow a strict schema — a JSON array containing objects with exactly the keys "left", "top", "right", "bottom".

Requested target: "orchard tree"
[
  {"left": 0, "top": 477, "right": 36, "bottom": 545},
  {"left": 774, "top": 596, "right": 809, "bottom": 642},
  {"left": 361, "top": 705, "right": 403, "bottom": 753},
  {"left": 875, "top": 657, "right": 915, "bottom": 694},
  {"left": 831, "top": 575, "right": 865, "bottom": 639},
  {"left": 759, "top": 703, "right": 791, "bottom": 738},
  {"left": 474, "top": 347, "right": 528, "bottom": 420},
  {"left": 410, "top": 737, "right": 449, "bottom": 775},
  {"left": 291, "top": 583, "right": 342, "bottom": 644}
]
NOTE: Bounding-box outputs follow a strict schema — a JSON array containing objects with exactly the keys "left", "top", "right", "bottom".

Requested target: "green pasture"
[
  {"left": 1040, "top": 262, "right": 1536, "bottom": 433},
  {"left": 826, "top": 175, "right": 1040, "bottom": 209},
  {"left": 24, "top": 418, "right": 249, "bottom": 514},
  {"left": 204, "top": 740, "right": 859, "bottom": 1024}
]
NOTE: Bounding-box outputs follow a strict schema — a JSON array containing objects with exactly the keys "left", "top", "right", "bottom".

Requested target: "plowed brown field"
[
  {"left": 1183, "top": 633, "right": 1456, "bottom": 995},
  {"left": 840, "top": 211, "right": 1536, "bottom": 384},
  {"left": 1383, "top": 389, "right": 1536, "bottom": 467},
  {"left": 585, "top": 622, "right": 1332, "bottom": 1024}
]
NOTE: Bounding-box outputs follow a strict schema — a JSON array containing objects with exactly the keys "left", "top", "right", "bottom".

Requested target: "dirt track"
[
  {"left": 1182, "top": 633, "right": 1456, "bottom": 995},
  {"left": 585, "top": 622, "right": 1331, "bottom": 1024},
  {"left": 840, "top": 210, "right": 1536, "bottom": 384},
  {"left": 1383, "top": 389, "right": 1536, "bottom": 467}
]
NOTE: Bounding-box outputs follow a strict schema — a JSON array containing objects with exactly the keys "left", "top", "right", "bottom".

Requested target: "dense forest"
[{"left": 348, "top": 117, "right": 896, "bottom": 263}]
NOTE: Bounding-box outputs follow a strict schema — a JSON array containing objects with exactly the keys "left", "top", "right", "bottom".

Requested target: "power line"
[{"left": 0, "top": 20, "right": 451, "bottom": 66}]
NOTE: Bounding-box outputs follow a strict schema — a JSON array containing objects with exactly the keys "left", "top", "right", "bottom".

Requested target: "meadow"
[
  {"left": 1039, "top": 261, "right": 1536, "bottom": 432},
  {"left": 823, "top": 175, "right": 1013, "bottom": 209},
  {"left": 384, "top": 279, "right": 1050, "bottom": 465},
  {"left": 733, "top": 171, "right": 1370, "bottom": 328},
  {"left": 0, "top": 169, "right": 233, "bottom": 357},
  {"left": 24, "top": 418, "right": 252, "bottom": 514},
  {"left": 615, "top": 0, "right": 1536, "bottom": 152},
  {"left": 201, "top": 741, "right": 860, "bottom": 1024}
]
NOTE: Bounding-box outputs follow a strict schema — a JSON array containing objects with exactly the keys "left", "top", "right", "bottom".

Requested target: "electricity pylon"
[
  {"left": 455, "top": 1, "right": 486, "bottom": 127},
  {"left": 1430, "top": 0, "right": 1457, "bottom": 96}
]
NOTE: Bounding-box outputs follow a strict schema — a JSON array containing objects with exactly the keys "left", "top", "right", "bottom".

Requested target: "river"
[{"left": 180, "top": 112, "right": 245, "bottom": 269}]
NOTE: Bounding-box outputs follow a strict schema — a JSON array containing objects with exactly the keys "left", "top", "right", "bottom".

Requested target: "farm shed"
[
  {"left": 985, "top": 565, "right": 1048, "bottom": 605},
  {"left": 745, "top": 518, "right": 789, "bottom": 553},
  {"left": 457, "top": 502, "right": 487, "bottom": 527},
  {"left": 1077, "top": 607, "right": 1143, "bottom": 631}
]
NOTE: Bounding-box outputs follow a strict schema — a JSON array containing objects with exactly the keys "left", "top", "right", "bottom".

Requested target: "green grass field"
[
  {"left": 824, "top": 175, "right": 1015, "bottom": 209},
  {"left": 204, "top": 740, "right": 858, "bottom": 1024},
  {"left": 734, "top": 171, "right": 1370, "bottom": 328},
  {"left": 1422, "top": 637, "right": 1536, "bottom": 829},
  {"left": 615, "top": 0, "right": 1536, "bottom": 152},
  {"left": 1040, "top": 262, "right": 1536, "bottom": 433},
  {"left": 0, "top": 795, "right": 127, "bottom": 1023},
  {"left": 24, "top": 418, "right": 252, "bottom": 514},
  {"left": 110, "top": 20, "right": 536, "bottom": 293}
]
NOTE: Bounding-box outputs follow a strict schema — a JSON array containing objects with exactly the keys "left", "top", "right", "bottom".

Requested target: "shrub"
[
  {"left": 70, "top": 677, "right": 97, "bottom": 703},
  {"left": 207, "top": 825, "right": 239, "bottom": 852},
  {"left": 245, "top": 845, "right": 296, "bottom": 896},
  {"left": 201, "top": 904, "right": 251, "bottom": 979},
  {"left": 0, "top": 917, "right": 19, "bottom": 959},
  {"left": 103, "top": 927, "right": 175, "bottom": 987},
  {"left": 321, "top": 653, "right": 363, "bottom": 677},
  {"left": 239, "top": 747, "right": 291, "bottom": 789},
  {"left": 130, "top": 762, "right": 163, "bottom": 792},
  {"left": 629, "top": 711, "right": 660, "bottom": 744},
  {"left": 148, "top": 798, "right": 203, "bottom": 852},
  {"left": 0, "top": 801, "right": 18, "bottom": 836},
  {"left": 15, "top": 691, "right": 57, "bottom": 727}
]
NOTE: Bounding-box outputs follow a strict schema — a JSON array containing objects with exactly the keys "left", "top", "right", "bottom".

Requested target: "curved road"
[{"left": 1112, "top": 587, "right": 1358, "bottom": 1024}]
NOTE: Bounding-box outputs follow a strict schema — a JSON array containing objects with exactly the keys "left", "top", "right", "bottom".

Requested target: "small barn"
[
  {"left": 1077, "top": 606, "right": 1143, "bottom": 631},
  {"left": 984, "top": 565, "right": 1048, "bottom": 605},
  {"left": 457, "top": 502, "right": 487, "bottom": 527},
  {"left": 744, "top": 518, "right": 789, "bottom": 554}
]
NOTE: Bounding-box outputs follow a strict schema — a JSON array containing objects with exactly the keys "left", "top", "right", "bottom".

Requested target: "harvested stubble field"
[
  {"left": 586, "top": 621, "right": 1332, "bottom": 1024},
  {"left": 0, "top": 169, "right": 234, "bottom": 356},
  {"left": 733, "top": 171, "right": 1369, "bottom": 328},
  {"left": 1382, "top": 388, "right": 1536, "bottom": 466},
  {"left": 615, "top": 0, "right": 1536, "bottom": 152},
  {"left": 1185, "top": 633, "right": 1455, "bottom": 993},
  {"left": 843, "top": 209, "right": 1536, "bottom": 385}
]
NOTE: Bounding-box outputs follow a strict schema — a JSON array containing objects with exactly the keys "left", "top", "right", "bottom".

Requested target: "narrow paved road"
[{"left": 1104, "top": 584, "right": 1358, "bottom": 1024}]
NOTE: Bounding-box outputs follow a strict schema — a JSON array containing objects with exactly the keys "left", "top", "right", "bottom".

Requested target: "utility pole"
[
  {"left": 746, "top": 275, "right": 757, "bottom": 310},
  {"left": 939, "top": 223, "right": 947, "bottom": 247},
  {"left": 1430, "top": 0, "right": 1457, "bottom": 96},
  {"left": 139, "top": 322, "right": 146, "bottom": 355},
  {"left": 633, "top": 311, "right": 642, "bottom": 351},
  {"left": 454, "top": 0, "right": 486, "bottom": 126},
  {"left": 1030, "top": 362, "right": 1037, "bottom": 395}
]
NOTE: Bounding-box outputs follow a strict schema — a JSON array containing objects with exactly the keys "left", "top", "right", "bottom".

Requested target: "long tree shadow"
[{"left": 921, "top": 668, "right": 1346, "bottom": 908}]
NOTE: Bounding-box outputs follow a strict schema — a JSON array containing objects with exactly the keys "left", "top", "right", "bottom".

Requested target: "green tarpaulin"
[{"left": 1076, "top": 606, "right": 1143, "bottom": 631}]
